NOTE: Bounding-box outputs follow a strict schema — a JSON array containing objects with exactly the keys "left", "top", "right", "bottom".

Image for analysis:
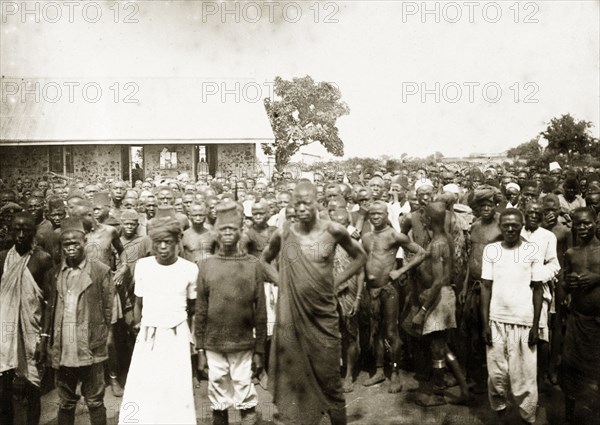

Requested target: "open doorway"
[
  {"left": 195, "top": 145, "right": 217, "bottom": 179},
  {"left": 131, "top": 146, "right": 144, "bottom": 184}
]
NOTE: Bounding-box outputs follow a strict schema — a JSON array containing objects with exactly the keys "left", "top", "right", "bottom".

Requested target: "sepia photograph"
[{"left": 1, "top": 1, "right": 599, "bottom": 424}]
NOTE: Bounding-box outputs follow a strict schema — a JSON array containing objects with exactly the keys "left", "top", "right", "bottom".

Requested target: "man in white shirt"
[
  {"left": 520, "top": 200, "right": 561, "bottom": 392},
  {"left": 481, "top": 208, "right": 544, "bottom": 425}
]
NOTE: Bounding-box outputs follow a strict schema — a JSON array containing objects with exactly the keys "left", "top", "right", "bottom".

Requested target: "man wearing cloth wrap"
[{"left": 261, "top": 181, "right": 367, "bottom": 425}]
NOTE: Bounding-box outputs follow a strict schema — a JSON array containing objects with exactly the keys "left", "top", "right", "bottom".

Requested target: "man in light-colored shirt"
[
  {"left": 481, "top": 208, "right": 544, "bottom": 425},
  {"left": 521, "top": 200, "right": 561, "bottom": 392}
]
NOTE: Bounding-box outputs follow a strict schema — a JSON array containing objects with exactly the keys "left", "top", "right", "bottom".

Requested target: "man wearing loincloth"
[
  {"left": 362, "top": 201, "right": 426, "bottom": 393},
  {"left": 395, "top": 202, "right": 471, "bottom": 406}
]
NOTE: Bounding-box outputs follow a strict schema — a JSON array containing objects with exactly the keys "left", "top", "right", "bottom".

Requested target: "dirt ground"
[{"left": 37, "top": 367, "right": 599, "bottom": 425}]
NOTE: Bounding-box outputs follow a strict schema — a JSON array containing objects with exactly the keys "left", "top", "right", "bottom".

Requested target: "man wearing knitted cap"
[
  {"left": 40, "top": 217, "right": 114, "bottom": 425},
  {"left": 196, "top": 200, "right": 267, "bottom": 425},
  {"left": 70, "top": 201, "right": 129, "bottom": 397},
  {"left": 119, "top": 210, "right": 152, "bottom": 330},
  {"left": 119, "top": 216, "right": 198, "bottom": 425},
  {"left": 261, "top": 181, "right": 367, "bottom": 425}
]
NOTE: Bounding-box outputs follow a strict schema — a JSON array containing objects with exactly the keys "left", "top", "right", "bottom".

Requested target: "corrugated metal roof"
[{"left": 1, "top": 77, "right": 275, "bottom": 144}]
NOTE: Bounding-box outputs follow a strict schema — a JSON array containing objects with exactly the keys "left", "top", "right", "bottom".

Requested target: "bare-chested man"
[
  {"left": 109, "top": 181, "right": 128, "bottom": 220},
  {"left": 362, "top": 200, "right": 426, "bottom": 393},
  {"left": 181, "top": 202, "right": 218, "bottom": 264},
  {"left": 541, "top": 193, "right": 572, "bottom": 384},
  {"left": 35, "top": 198, "right": 66, "bottom": 264},
  {"left": 0, "top": 212, "right": 53, "bottom": 425},
  {"left": 561, "top": 207, "right": 600, "bottom": 424},
  {"left": 459, "top": 186, "right": 502, "bottom": 392},
  {"left": 395, "top": 202, "right": 471, "bottom": 406},
  {"left": 26, "top": 197, "right": 45, "bottom": 227},
  {"left": 261, "top": 181, "right": 366, "bottom": 425}
]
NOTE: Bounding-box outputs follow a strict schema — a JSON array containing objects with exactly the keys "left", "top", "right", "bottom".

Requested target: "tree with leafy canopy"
[
  {"left": 507, "top": 138, "right": 541, "bottom": 159},
  {"left": 541, "top": 113, "right": 595, "bottom": 161},
  {"left": 262, "top": 76, "right": 350, "bottom": 172}
]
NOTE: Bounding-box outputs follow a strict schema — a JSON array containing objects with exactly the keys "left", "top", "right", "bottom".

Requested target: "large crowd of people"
[{"left": 0, "top": 159, "right": 599, "bottom": 425}]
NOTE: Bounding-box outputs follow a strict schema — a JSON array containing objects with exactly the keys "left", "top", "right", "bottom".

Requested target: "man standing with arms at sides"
[
  {"left": 520, "top": 200, "right": 561, "bottom": 393},
  {"left": 561, "top": 208, "right": 600, "bottom": 424},
  {"left": 0, "top": 212, "right": 52, "bottom": 425},
  {"left": 541, "top": 193, "right": 572, "bottom": 385},
  {"left": 261, "top": 181, "right": 367, "bottom": 425},
  {"left": 480, "top": 209, "right": 544, "bottom": 425},
  {"left": 39, "top": 217, "right": 114, "bottom": 425},
  {"left": 119, "top": 217, "right": 198, "bottom": 425},
  {"left": 138, "top": 195, "right": 158, "bottom": 236},
  {"left": 240, "top": 200, "right": 278, "bottom": 363},
  {"left": 458, "top": 186, "right": 502, "bottom": 394},
  {"left": 329, "top": 208, "right": 364, "bottom": 393},
  {"left": 182, "top": 202, "right": 218, "bottom": 264},
  {"left": 196, "top": 201, "right": 267, "bottom": 425},
  {"left": 361, "top": 200, "right": 426, "bottom": 393},
  {"left": 119, "top": 210, "right": 152, "bottom": 326},
  {"left": 70, "top": 202, "right": 129, "bottom": 397},
  {"left": 109, "top": 181, "right": 127, "bottom": 221}
]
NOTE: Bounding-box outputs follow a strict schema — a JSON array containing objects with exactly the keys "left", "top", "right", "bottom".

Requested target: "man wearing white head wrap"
[
  {"left": 119, "top": 215, "right": 198, "bottom": 425},
  {"left": 443, "top": 183, "right": 460, "bottom": 195},
  {"left": 505, "top": 183, "right": 521, "bottom": 209},
  {"left": 415, "top": 179, "right": 434, "bottom": 193}
]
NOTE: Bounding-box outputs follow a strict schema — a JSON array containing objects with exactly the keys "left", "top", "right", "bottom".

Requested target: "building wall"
[
  {"left": 216, "top": 143, "right": 257, "bottom": 177},
  {"left": 0, "top": 146, "right": 49, "bottom": 181},
  {"left": 143, "top": 144, "right": 194, "bottom": 180},
  {"left": 0, "top": 145, "right": 122, "bottom": 182},
  {"left": 0, "top": 142, "right": 257, "bottom": 183},
  {"left": 72, "top": 145, "right": 122, "bottom": 181}
]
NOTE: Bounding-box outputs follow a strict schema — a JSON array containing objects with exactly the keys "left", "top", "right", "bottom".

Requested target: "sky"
[{"left": 1, "top": 0, "right": 599, "bottom": 159}]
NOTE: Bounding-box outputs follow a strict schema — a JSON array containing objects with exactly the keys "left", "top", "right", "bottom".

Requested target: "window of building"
[
  {"left": 49, "top": 146, "right": 73, "bottom": 174},
  {"left": 160, "top": 148, "right": 177, "bottom": 169}
]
